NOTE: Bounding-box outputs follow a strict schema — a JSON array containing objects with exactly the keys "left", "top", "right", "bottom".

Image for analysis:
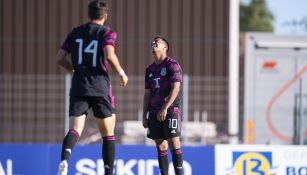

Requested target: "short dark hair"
[
  {"left": 154, "top": 35, "right": 170, "bottom": 52},
  {"left": 88, "top": 0, "right": 108, "bottom": 20}
]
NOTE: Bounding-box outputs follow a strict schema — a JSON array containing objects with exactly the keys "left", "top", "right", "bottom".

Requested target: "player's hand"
[
  {"left": 120, "top": 74, "right": 128, "bottom": 86},
  {"left": 142, "top": 118, "right": 148, "bottom": 128},
  {"left": 157, "top": 108, "right": 168, "bottom": 122}
]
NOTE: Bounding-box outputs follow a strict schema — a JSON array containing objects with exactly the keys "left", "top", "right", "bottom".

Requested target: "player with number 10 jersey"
[{"left": 143, "top": 36, "right": 183, "bottom": 175}]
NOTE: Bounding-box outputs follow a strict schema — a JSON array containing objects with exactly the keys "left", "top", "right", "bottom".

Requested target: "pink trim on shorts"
[
  {"left": 103, "top": 135, "right": 116, "bottom": 141},
  {"left": 174, "top": 107, "right": 181, "bottom": 130}
]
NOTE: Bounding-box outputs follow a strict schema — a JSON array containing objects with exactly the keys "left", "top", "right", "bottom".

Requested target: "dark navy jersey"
[
  {"left": 145, "top": 57, "right": 183, "bottom": 112},
  {"left": 61, "top": 23, "right": 116, "bottom": 96}
]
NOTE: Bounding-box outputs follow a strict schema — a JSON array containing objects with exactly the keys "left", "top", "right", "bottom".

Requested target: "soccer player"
[
  {"left": 55, "top": 1, "right": 128, "bottom": 175},
  {"left": 143, "top": 36, "right": 183, "bottom": 175}
]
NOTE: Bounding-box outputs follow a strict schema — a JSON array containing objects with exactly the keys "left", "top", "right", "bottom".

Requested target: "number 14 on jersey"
[{"left": 76, "top": 39, "right": 98, "bottom": 67}]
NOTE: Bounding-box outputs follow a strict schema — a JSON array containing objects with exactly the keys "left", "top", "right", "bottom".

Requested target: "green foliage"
[{"left": 240, "top": 0, "right": 274, "bottom": 32}]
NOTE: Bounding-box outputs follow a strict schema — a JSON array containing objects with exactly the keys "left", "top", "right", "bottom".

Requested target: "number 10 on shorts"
[{"left": 168, "top": 118, "right": 178, "bottom": 129}]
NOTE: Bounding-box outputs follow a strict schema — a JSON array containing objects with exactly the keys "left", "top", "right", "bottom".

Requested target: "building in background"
[
  {"left": 244, "top": 32, "right": 307, "bottom": 145},
  {"left": 0, "top": 0, "right": 235, "bottom": 144}
]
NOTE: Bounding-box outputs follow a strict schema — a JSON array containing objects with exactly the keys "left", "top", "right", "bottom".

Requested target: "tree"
[{"left": 240, "top": 0, "right": 274, "bottom": 32}]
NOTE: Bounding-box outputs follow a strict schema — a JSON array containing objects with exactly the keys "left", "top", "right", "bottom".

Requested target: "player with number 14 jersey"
[{"left": 61, "top": 23, "right": 116, "bottom": 97}]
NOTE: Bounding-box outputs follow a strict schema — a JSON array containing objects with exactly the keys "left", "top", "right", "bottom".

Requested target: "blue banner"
[
  {"left": 0, "top": 144, "right": 50, "bottom": 175},
  {"left": 0, "top": 144, "right": 214, "bottom": 175}
]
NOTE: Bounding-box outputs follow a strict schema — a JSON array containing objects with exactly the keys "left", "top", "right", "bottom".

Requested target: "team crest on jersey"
[
  {"left": 160, "top": 67, "right": 167, "bottom": 76},
  {"left": 149, "top": 73, "right": 153, "bottom": 78}
]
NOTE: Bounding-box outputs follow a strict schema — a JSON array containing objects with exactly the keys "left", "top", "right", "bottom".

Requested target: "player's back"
[
  {"left": 70, "top": 23, "right": 111, "bottom": 75},
  {"left": 64, "top": 23, "right": 117, "bottom": 96}
]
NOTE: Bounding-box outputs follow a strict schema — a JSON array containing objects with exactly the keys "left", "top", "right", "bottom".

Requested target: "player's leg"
[
  {"left": 147, "top": 112, "right": 169, "bottom": 175},
  {"left": 60, "top": 115, "right": 86, "bottom": 161},
  {"left": 155, "top": 139, "right": 169, "bottom": 175},
  {"left": 95, "top": 114, "right": 116, "bottom": 175},
  {"left": 57, "top": 96, "right": 88, "bottom": 175},
  {"left": 169, "top": 136, "right": 183, "bottom": 175},
  {"left": 92, "top": 95, "right": 116, "bottom": 175},
  {"left": 167, "top": 109, "right": 183, "bottom": 175}
]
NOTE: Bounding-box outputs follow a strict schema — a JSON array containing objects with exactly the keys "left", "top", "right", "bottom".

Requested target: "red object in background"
[{"left": 262, "top": 61, "right": 277, "bottom": 69}]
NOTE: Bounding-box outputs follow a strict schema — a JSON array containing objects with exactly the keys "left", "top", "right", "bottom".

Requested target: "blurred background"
[{"left": 0, "top": 0, "right": 307, "bottom": 146}]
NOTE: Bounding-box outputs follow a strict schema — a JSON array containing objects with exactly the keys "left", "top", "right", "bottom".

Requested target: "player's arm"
[
  {"left": 142, "top": 89, "right": 152, "bottom": 128},
  {"left": 157, "top": 82, "right": 180, "bottom": 122},
  {"left": 56, "top": 49, "right": 73, "bottom": 72},
  {"left": 162, "top": 82, "right": 180, "bottom": 110},
  {"left": 104, "top": 45, "right": 128, "bottom": 86}
]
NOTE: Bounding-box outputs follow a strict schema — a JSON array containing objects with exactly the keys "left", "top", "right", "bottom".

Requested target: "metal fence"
[
  {"left": 0, "top": 74, "right": 65, "bottom": 143},
  {"left": 0, "top": 74, "right": 236, "bottom": 145}
]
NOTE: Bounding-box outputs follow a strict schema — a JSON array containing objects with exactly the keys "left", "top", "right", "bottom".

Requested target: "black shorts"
[
  {"left": 147, "top": 108, "right": 182, "bottom": 140},
  {"left": 69, "top": 96, "right": 115, "bottom": 118}
]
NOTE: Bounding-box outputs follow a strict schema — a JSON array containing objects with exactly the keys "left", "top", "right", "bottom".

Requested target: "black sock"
[
  {"left": 157, "top": 150, "right": 169, "bottom": 175},
  {"left": 172, "top": 149, "right": 183, "bottom": 175},
  {"left": 61, "top": 129, "right": 80, "bottom": 161},
  {"left": 103, "top": 136, "right": 115, "bottom": 175}
]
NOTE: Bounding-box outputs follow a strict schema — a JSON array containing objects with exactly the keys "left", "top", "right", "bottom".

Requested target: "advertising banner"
[
  {"left": 0, "top": 144, "right": 49, "bottom": 175},
  {"left": 0, "top": 144, "right": 214, "bottom": 175},
  {"left": 215, "top": 144, "right": 307, "bottom": 175}
]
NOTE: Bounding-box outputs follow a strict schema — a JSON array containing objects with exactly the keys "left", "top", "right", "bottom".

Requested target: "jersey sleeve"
[
  {"left": 102, "top": 29, "right": 117, "bottom": 48},
  {"left": 169, "top": 62, "right": 183, "bottom": 83},
  {"left": 145, "top": 69, "right": 151, "bottom": 89},
  {"left": 60, "top": 31, "right": 73, "bottom": 53}
]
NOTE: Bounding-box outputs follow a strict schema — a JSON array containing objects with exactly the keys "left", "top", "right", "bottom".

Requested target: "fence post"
[
  {"left": 182, "top": 74, "right": 189, "bottom": 144},
  {"left": 193, "top": 110, "right": 200, "bottom": 122},
  {"left": 228, "top": 0, "right": 240, "bottom": 144},
  {"left": 201, "top": 111, "right": 208, "bottom": 145},
  {"left": 299, "top": 78, "right": 305, "bottom": 145},
  {"left": 64, "top": 74, "right": 71, "bottom": 135}
]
